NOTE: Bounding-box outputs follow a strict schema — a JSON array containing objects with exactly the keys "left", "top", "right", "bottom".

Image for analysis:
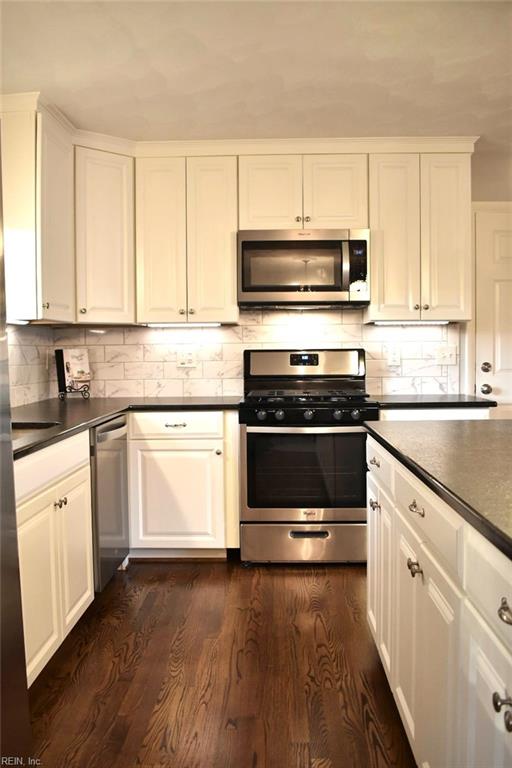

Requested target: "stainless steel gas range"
[{"left": 238, "top": 348, "right": 379, "bottom": 564}]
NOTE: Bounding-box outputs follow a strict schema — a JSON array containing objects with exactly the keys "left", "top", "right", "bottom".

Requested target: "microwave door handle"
[{"left": 341, "top": 241, "right": 351, "bottom": 292}]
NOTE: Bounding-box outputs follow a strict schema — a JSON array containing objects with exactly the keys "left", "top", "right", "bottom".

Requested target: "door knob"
[
  {"left": 481, "top": 384, "right": 492, "bottom": 395},
  {"left": 481, "top": 362, "right": 492, "bottom": 372}
]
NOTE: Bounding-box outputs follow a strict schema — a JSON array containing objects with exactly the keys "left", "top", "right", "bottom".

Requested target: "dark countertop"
[
  {"left": 365, "top": 420, "right": 512, "bottom": 559},
  {"left": 377, "top": 395, "right": 497, "bottom": 409},
  {"left": 11, "top": 397, "right": 241, "bottom": 459}
]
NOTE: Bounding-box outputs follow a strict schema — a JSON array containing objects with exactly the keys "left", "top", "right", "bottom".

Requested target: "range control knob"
[
  {"left": 333, "top": 409, "right": 344, "bottom": 421},
  {"left": 304, "top": 409, "right": 315, "bottom": 421},
  {"left": 275, "top": 409, "right": 285, "bottom": 421},
  {"left": 256, "top": 410, "right": 267, "bottom": 421},
  {"left": 351, "top": 409, "right": 361, "bottom": 421}
]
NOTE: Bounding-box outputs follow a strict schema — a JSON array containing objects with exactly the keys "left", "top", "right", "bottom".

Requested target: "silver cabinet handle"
[
  {"left": 80, "top": 308, "right": 87, "bottom": 314},
  {"left": 423, "top": 303, "right": 430, "bottom": 310},
  {"left": 165, "top": 422, "right": 187, "bottom": 428},
  {"left": 498, "top": 597, "right": 512, "bottom": 625},
  {"left": 42, "top": 302, "right": 50, "bottom": 310},
  {"left": 369, "top": 499, "right": 380, "bottom": 512},
  {"left": 481, "top": 362, "right": 492, "bottom": 373},
  {"left": 481, "top": 383, "right": 493, "bottom": 395},
  {"left": 505, "top": 711, "right": 512, "bottom": 733},
  {"left": 493, "top": 692, "right": 512, "bottom": 712},
  {"left": 413, "top": 303, "right": 420, "bottom": 310},
  {"left": 408, "top": 499, "right": 425, "bottom": 518},
  {"left": 179, "top": 309, "right": 186, "bottom": 315},
  {"left": 304, "top": 216, "right": 311, "bottom": 222},
  {"left": 407, "top": 558, "right": 423, "bottom": 578},
  {"left": 369, "top": 456, "right": 380, "bottom": 468},
  {"left": 215, "top": 449, "right": 222, "bottom": 455},
  {"left": 295, "top": 215, "right": 302, "bottom": 222}
]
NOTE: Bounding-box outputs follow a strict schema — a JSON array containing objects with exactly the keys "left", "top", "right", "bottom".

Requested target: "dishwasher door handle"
[{"left": 97, "top": 424, "right": 128, "bottom": 443}]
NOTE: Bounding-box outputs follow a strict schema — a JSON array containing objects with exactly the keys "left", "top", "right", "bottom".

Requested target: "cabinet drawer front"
[
  {"left": 465, "top": 529, "right": 512, "bottom": 649},
  {"left": 15, "top": 431, "right": 90, "bottom": 505},
  {"left": 395, "top": 466, "right": 462, "bottom": 576},
  {"left": 129, "top": 411, "right": 224, "bottom": 439},
  {"left": 366, "top": 437, "right": 394, "bottom": 493}
]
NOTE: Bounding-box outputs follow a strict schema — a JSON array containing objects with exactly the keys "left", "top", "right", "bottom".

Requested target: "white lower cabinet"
[
  {"left": 17, "top": 464, "right": 94, "bottom": 685},
  {"left": 367, "top": 435, "right": 510, "bottom": 768},
  {"left": 129, "top": 439, "right": 225, "bottom": 549}
]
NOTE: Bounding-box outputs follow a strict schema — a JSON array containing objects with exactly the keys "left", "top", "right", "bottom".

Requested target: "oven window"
[
  {"left": 241, "top": 241, "right": 342, "bottom": 292},
  {"left": 246, "top": 432, "right": 366, "bottom": 508}
]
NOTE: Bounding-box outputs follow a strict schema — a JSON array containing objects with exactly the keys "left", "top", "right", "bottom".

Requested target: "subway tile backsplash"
[{"left": 8, "top": 310, "right": 461, "bottom": 405}]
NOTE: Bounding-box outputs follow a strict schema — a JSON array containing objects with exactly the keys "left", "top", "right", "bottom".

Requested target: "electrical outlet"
[
  {"left": 177, "top": 347, "right": 198, "bottom": 368},
  {"left": 435, "top": 345, "right": 457, "bottom": 365},
  {"left": 386, "top": 345, "right": 401, "bottom": 367}
]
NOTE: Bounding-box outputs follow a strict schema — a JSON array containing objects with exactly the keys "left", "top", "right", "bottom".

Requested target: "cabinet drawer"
[
  {"left": 129, "top": 411, "right": 224, "bottom": 440},
  {"left": 366, "top": 437, "right": 394, "bottom": 492},
  {"left": 464, "top": 528, "right": 512, "bottom": 650},
  {"left": 14, "top": 431, "right": 90, "bottom": 504},
  {"left": 395, "top": 465, "right": 463, "bottom": 576}
]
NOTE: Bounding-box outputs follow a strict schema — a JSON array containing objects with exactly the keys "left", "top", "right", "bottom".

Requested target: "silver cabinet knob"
[
  {"left": 493, "top": 692, "right": 512, "bottom": 713},
  {"left": 369, "top": 499, "right": 380, "bottom": 512},
  {"left": 498, "top": 597, "right": 512, "bottom": 625},
  {"left": 304, "top": 216, "right": 311, "bottom": 223},
  {"left": 413, "top": 303, "right": 420, "bottom": 310},
  {"left": 408, "top": 499, "right": 425, "bottom": 518},
  {"left": 369, "top": 456, "right": 380, "bottom": 468},
  {"left": 407, "top": 558, "right": 423, "bottom": 578},
  {"left": 215, "top": 449, "right": 222, "bottom": 455},
  {"left": 481, "top": 383, "right": 493, "bottom": 395},
  {"left": 42, "top": 302, "right": 50, "bottom": 310},
  {"left": 422, "top": 304, "right": 430, "bottom": 310},
  {"left": 505, "top": 711, "right": 512, "bottom": 733},
  {"left": 62, "top": 496, "right": 68, "bottom": 506},
  {"left": 80, "top": 308, "right": 87, "bottom": 314},
  {"left": 179, "top": 309, "right": 186, "bottom": 315},
  {"left": 189, "top": 308, "right": 196, "bottom": 315},
  {"left": 295, "top": 216, "right": 302, "bottom": 222},
  {"left": 481, "top": 362, "right": 492, "bottom": 373}
]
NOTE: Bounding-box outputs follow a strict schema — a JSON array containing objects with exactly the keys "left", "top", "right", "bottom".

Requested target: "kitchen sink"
[{"left": 11, "top": 420, "right": 61, "bottom": 430}]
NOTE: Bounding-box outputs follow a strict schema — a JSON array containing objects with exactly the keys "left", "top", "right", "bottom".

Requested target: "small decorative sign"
[{"left": 55, "top": 348, "right": 91, "bottom": 400}]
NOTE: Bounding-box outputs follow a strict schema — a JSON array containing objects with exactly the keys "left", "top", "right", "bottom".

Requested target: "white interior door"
[{"left": 475, "top": 209, "right": 512, "bottom": 405}]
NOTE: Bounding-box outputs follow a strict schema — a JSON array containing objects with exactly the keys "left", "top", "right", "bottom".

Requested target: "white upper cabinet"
[
  {"left": 239, "top": 153, "right": 368, "bottom": 230},
  {"left": 420, "top": 154, "right": 472, "bottom": 321},
  {"left": 238, "top": 155, "right": 303, "bottom": 229},
  {"left": 302, "top": 154, "right": 368, "bottom": 228},
  {"left": 136, "top": 157, "right": 187, "bottom": 323},
  {"left": 186, "top": 156, "right": 238, "bottom": 323},
  {"left": 1, "top": 98, "right": 75, "bottom": 323},
  {"left": 75, "top": 147, "right": 135, "bottom": 323},
  {"left": 366, "top": 154, "right": 421, "bottom": 321},
  {"left": 366, "top": 152, "right": 472, "bottom": 322},
  {"left": 136, "top": 155, "right": 238, "bottom": 324}
]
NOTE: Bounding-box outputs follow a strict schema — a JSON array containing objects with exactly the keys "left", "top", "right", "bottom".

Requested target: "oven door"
[{"left": 240, "top": 425, "right": 367, "bottom": 523}]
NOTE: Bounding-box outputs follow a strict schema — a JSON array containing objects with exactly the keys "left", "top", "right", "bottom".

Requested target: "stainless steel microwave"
[{"left": 237, "top": 229, "right": 370, "bottom": 308}]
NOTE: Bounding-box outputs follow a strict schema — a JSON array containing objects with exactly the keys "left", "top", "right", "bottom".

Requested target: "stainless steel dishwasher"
[{"left": 90, "top": 416, "right": 129, "bottom": 591}]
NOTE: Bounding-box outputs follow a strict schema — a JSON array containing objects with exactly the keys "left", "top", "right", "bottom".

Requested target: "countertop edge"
[
  {"left": 365, "top": 424, "right": 512, "bottom": 560},
  {"left": 377, "top": 399, "right": 497, "bottom": 409}
]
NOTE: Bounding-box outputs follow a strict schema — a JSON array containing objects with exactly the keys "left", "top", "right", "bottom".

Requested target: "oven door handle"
[
  {"left": 244, "top": 426, "right": 366, "bottom": 434},
  {"left": 289, "top": 530, "right": 330, "bottom": 539}
]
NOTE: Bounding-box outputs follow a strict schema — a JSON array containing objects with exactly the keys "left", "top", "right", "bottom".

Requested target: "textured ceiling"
[{"left": 1, "top": 1, "right": 512, "bottom": 152}]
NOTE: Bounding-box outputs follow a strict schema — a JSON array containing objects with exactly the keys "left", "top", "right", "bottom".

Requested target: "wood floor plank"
[{"left": 29, "top": 562, "right": 416, "bottom": 768}]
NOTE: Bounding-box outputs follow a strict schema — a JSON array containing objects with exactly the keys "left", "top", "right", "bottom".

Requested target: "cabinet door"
[
  {"left": 416, "top": 543, "right": 462, "bottom": 768},
  {"left": 378, "top": 487, "right": 394, "bottom": 680},
  {"left": 76, "top": 147, "right": 135, "bottom": 323},
  {"left": 303, "top": 154, "right": 368, "bottom": 228},
  {"left": 366, "top": 475, "right": 380, "bottom": 642},
  {"left": 17, "top": 486, "right": 61, "bottom": 686},
  {"left": 367, "top": 154, "right": 421, "bottom": 321},
  {"left": 129, "top": 440, "right": 225, "bottom": 548},
  {"left": 393, "top": 509, "right": 422, "bottom": 750},
  {"left": 186, "top": 156, "right": 238, "bottom": 323},
  {"left": 57, "top": 466, "right": 94, "bottom": 638},
  {"left": 38, "top": 111, "right": 75, "bottom": 322},
  {"left": 420, "top": 154, "right": 471, "bottom": 320},
  {"left": 238, "top": 155, "right": 303, "bottom": 229},
  {"left": 459, "top": 599, "right": 512, "bottom": 768},
  {"left": 136, "top": 157, "right": 187, "bottom": 323}
]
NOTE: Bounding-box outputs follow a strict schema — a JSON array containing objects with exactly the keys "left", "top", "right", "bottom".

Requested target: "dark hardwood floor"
[{"left": 29, "top": 562, "right": 416, "bottom": 768}]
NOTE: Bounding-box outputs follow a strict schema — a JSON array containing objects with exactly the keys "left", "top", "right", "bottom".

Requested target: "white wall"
[{"left": 472, "top": 151, "right": 512, "bottom": 202}]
